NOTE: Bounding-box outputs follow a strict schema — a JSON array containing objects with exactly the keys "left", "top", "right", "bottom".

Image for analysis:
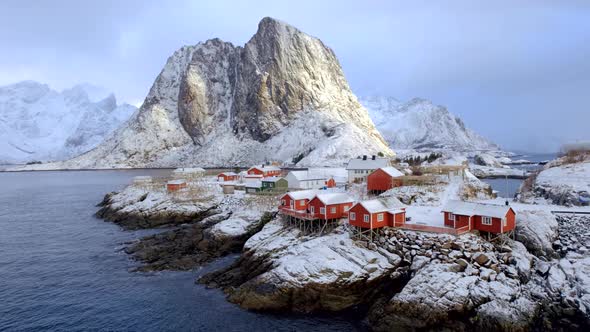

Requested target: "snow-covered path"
[{"left": 404, "top": 175, "right": 463, "bottom": 227}]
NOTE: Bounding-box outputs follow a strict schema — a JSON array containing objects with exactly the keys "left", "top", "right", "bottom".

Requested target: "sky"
[{"left": 1, "top": 0, "right": 589, "bottom": 153}]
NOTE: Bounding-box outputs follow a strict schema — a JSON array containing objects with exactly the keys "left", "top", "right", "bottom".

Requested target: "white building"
[
  {"left": 345, "top": 156, "right": 390, "bottom": 183},
  {"left": 285, "top": 170, "right": 328, "bottom": 189}
]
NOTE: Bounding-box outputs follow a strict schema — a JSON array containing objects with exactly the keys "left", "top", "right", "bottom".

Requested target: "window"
[
  {"left": 448, "top": 213, "right": 455, "bottom": 221},
  {"left": 350, "top": 212, "right": 356, "bottom": 220},
  {"left": 299, "top": 200, "right": 305, "bottom": 206},
  {"left": 377, "top": 213, "right": 384, "bottom": 221},
  {"left": 331, "top": 207, "right": 336, "bottom": 214},
  {"left": 482, "top": 216, "right": 492, "bottom": 225},
  {"left": 503, "top": 218, "right": 507, "bottom": 227},
  {"left": 364, "top": 215, "right": 369, "bottom": 223},
  {"left": 343, "top": 205, "right": 349, "bottom": 211},
  {"left": 320, "top": 207, "right": 326, "bottom": 215},
  {"left": 290, "top": 201, "right": 294, "bottom": 209},
  {"left": 310, "top": 206, "right": 315, "bottom": 213},
  {"left": 281, "top": 199, "right": 286, "bottom": 206}
]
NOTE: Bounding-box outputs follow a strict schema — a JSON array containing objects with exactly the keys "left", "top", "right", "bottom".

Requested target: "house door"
[{"left": 290, "top": 201, "right": 294, "bottom": 209}]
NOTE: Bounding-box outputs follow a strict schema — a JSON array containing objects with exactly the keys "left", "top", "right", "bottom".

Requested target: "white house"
[
  {"left": 345, "top": 156, "right": 390, "bottom": 183},
  {"left": 285, "top": 170, "right": 328, "bottom": 189}
]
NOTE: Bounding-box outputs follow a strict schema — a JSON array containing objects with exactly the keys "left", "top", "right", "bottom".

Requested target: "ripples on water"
[{"left": 0, "top": 170, "right": 366, "bottom": 331}]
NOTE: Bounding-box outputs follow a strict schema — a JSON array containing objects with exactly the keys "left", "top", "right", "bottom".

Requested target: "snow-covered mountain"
[
  {"left": 360, "top": 96, "right": 498, "bottom": 151},
  {"left": 52, "top": 17, "right": 392, "bottom": 169},
  {"left": 0, "top": 81, "right": 136, "bottom": 164}
]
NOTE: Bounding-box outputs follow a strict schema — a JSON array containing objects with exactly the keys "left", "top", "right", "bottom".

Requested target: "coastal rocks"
[
  {"left": 474, "top": 153, "right": 502, "bottom": 168},
  {"left": 199, "top": 219, "right": 405, "bottom": 312},
  {"left": 514, "top": 210, "right": 559, "bottom": 258},
  {"left": 554, "top": 214, "right": 590, "bottom": 257},
  {"left": 523, "top": 159, "right": 590, "bottom": 206},
  {"left": 125, "top": 212, "right": 274, "bottom": 272},
  {"left": 95, "top": 185, "right": 219, "bottom": 230}
]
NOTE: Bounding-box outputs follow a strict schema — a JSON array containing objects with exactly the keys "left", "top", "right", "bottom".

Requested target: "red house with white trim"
[
  {"left": 307, "top": 193, "right": 354, "bottom": 220},
  {"left": 441, "top": 200, "right": 516, "bottom": 234},
  {"left": 217, "top": 172, "right": 238, "bottom": 182},
  {"left": 279, "top": 190, "right": 318, "bottom": 212},
  {"left": 248, "top": 165, "right": 282, "bottom": 177},
  {"left": 348, "top": 199, "right": 406, "bottom": 229},
  {"left": 367, "top": 167, "right": 404, "bottom": 193}
]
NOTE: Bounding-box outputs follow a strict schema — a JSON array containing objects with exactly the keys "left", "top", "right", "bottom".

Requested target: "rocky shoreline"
[{"left": 96, "top": 183, "right": 590, "bottom": 330}]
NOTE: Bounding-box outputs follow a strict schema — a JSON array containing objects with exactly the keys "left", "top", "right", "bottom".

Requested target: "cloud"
[{"left": 0, "top": 0, "right": 588, "bottom": 152}]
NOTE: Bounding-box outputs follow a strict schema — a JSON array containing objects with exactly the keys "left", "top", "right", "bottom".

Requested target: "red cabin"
[
  {"left": 167, "top": 180, "right": 187, "bottom": 192},
  {"left": 279, "top": 190, "right": 318, "bottom": 211},
  {"left": 441, "top": 200, "right": 516, "bottom": 234},
  {"left": 367, "top": 167, "right": 404, "bottom": 194},
  {"left": 348, "top": 199, "right": 406, "bottom": 229},
  {"left": 307, "top": 193, "right": 354, "bottom": 220},
  {"left": 325, "top": 178, "right": 337, "bottom": 188},
  {"left": 217, "top": 172, "right": 238, "bottom": 182},
  {"left": 248, "top": 165, "right": 282, "bottom": 177}
]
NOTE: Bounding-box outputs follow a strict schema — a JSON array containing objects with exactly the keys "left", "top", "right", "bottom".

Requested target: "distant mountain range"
[
  {"left": 360, "top": 96, "right": 498, "bottom": 151},
  {"left": 0, "top": 81, "right": 136, "bottom": 164}
]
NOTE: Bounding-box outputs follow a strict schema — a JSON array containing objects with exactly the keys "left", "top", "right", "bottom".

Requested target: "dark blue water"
[
  {"left": 0, "top": 170, "right": 365, "bottom": 331},
  {"left": 482, "top": 152, "right": 557, "bottom": 198}
]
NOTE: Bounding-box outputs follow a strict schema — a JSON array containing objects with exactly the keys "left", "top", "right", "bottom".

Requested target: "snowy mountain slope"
[
  {"left": 360, "top": 96, "right": 498, "bottom": 151},
  {"left": 0, "top": 81, "right": 136, "bottom": 164},
  {"left": 51, "top": 17, "right": 392, "bottom": 169}
]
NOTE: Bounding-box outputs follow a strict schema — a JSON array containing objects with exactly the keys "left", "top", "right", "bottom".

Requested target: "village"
[{"left": 133, "top": 155, "right": 517, "bottom": 245}]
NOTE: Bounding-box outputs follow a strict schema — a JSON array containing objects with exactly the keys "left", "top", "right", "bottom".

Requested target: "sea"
[
  {"left": 0, "top": 170, "right": 366, "bottom": 331},
  {"left": 481, "top": 152, "right": 557, "bottom": 198}
]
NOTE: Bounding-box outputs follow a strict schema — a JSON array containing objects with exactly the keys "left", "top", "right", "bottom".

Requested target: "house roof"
[
  {"left": 262, "top": 176, "right": 284, "bottom": 183},
  {"left": 379, "top": 166, "right": 404, "bottom": 178},
  {"left": 245, "top": 181, "right": 262, "bottom": 188},
  {"left": 218, "top": 172, "right": 237, "bottom": 176},
  {"left": 284, "top": 189, "right": 318, "bottom": 201},
  {"left": 356, "top": 197, "right": 406, "bottom": 213},
  {"left": 167, "top": 179, "right": 186, "bottom": 185},
  {"left": 346, "top": 158, "right": 389, "bottom": 170},
  {"left": 249, "top": 165, "right": 281, "bottom": 172},
  {"left": 173, "top": 167, "right": 205, "bottom": 173},
  {"left": 288, "top": 170, "right": 326, "bottom": 181},
  {"left": 315, "top": 193, "right": 354, "bottom": 205},
  {"left": 442, "top": 200, "right": 513, "bottom": 219},
  {"left": 244, "top": 174, "right": 263, "bottom": 178}
]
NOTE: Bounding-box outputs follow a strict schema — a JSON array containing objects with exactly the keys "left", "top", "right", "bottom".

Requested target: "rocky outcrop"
[
  {"left": 199, "top": 219, "right": 405, "bottom": 312},
  {"left": 514, "top": 210, "right": 559, "bottom": 258},
  {"left": 125, "top": 212, "right": 274, "bottom": 272},
  {"left": 95, "top": 186, "right": 218, "bottom": 230},
  {"left": 474, "top": 153, "right": 503, "bottom": 167},
  {"left": 529, "top": 160, "right": 590, "bottom": 206},
  {"left": 47, "top": 17, "right": 392, "bottom": 169}
]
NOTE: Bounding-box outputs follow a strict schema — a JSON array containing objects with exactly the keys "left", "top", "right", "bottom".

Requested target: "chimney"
[
  {"left": 372, "top": 155, "right": 376, "bottom": 160},
  {"left": 363, "top": 155, "right": 367, "bottom": 160},
  {"left": 505, "top": 200, "right": 509, "bottom": 206}
]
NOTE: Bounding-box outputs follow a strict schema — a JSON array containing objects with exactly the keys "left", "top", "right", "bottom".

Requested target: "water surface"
[{"left": 0, "top": 170, "right": 365, "bottom": 331}]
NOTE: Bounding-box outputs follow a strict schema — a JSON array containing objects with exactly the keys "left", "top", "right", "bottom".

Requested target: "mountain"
[
  {"left": 55, "top": 17, "right": 392, "bottom": 169},
  {"left": 0, "top": 81, "right": 136, "bottom": 164},
  {"left": 360, "top": 96, "right": 498, "bottom": 151}
]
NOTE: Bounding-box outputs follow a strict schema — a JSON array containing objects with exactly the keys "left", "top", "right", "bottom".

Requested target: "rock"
[
  {"left": 473, "top": 252, "right": 491, "bottom": 266},
  {"left": 456, "top": 258, "right": 469, "bottom": 268},
  {"left": 515, "top": 210, "right": 559, "bottom": 258},
  {"left": 479, "top": 267, "right": 496, "bottom": 281},
  {"left": 504, "top": 266, "right": 518, "bottom": 279},
  {"left": 410, "top": 256, "right": 430, "bottom": 272},
  {"left": 535, "top": 260, "right": 551, "bottom": 276}
]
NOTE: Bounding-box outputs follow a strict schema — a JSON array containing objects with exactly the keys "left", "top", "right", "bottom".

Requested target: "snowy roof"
[
  {"left": 244, "top": 174, "right": 263, "bottom": 178},
  {"left": 284, "top": 189, "right": 318, "bottom": 201},
  {"left": 262, "top": 176, "right": 284, "bottom": 183},
  {"left": 346, "top": 158, "right": 389, "bottom": 170},
  {"left": 173, "top": 167, "right": 205, "bottom": 173},
  {"left": 245, "top": 181, "right": 262, "bottom": 188},
  {"left": 218, "top": 172, "right": 237, "bottom": 176},
  {"left": 249, "top": 165, "right": 281, "bottom": 172},
  {"left": 380, "top": 166, "right": 404, "bottom": 178},
  {"left": 357, "top": 197, "right": 405, "bottom": 214},
  {"left": 442, "top": 200, "right": 513, "bottom": 219},
  {"left": 167, "top": 179, "right": 186, "bottom": 185},
  {"left": 315, "top": 193, "right": 354, "bottom": 205},
  {"left": 288, "top": 170, "right": 327, "bottom": 181}
]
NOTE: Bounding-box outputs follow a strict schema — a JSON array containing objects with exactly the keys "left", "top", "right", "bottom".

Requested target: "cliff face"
[{"left": 61, "top": 17, "right": 391, "bottom": 169}]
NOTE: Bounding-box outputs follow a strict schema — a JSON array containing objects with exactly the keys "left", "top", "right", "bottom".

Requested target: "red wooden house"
[
  {"left": 307, "top": 193, "right": 354, "bottom": 220},
  {"left": 217, "top": 172, "right": 238, "bottom": 182},
  {"left": 367, "top": 167, "right": 404, "bottom": 194},
  {"left": 441, "top": 200, "right": 516, "bottom": 234},
  {"left": 325, "top": 177, "right": 336, "bottom": 188},
  {"left": 167, "top": 179, "right": 187, "bottom": 192},
  {"left": 279, "top": 190, "right": 318, "bottom": 213},
  {"left": 248, "top": 165, "right": 282, "bottom": 177},
  {"left": 348, "top": 199, "right": 406, "bottom": 229}
]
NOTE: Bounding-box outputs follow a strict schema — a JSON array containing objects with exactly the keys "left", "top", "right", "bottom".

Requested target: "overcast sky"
[{"left": 1, "top": 0, "right": 589, "bottom": 153}]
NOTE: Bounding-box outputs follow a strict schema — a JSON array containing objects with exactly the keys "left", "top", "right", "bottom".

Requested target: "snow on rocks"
[
  {"left": 514, "top": 209, "right": 559, "bottom": 258},
  {"left": 474, "top": 153, "right": 503, "bottom": 168},
  {"left": 532, "top": 160, "right": 590, "bottom": 206},
  {"left": 199, "top": 219, "right": 404, "bottom": 312}
]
